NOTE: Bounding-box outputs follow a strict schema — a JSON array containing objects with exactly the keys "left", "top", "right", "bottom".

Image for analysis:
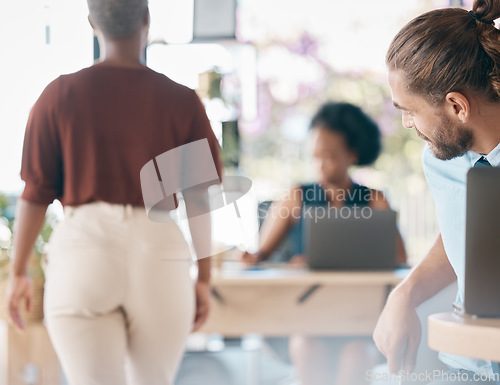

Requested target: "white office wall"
[{"left": 0, "top": 1, "right": 93, "bottom": 193}]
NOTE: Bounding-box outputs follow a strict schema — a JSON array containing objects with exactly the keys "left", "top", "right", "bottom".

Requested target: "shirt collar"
[{"left": 468, "top": 141, "right": 500, "bottom": 167}]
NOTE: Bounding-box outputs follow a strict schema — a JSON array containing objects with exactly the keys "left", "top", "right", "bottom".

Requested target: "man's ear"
[{"left": 444, "top": 92, "right": 470, "bottom": 124}]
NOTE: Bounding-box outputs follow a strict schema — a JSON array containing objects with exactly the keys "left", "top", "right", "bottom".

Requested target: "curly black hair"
[{"left": 310, "top": 102, "right": 381, "bottom": 166}]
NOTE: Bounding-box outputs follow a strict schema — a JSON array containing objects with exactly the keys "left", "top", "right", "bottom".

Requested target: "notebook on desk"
[
  {"left": 463, "top": 167, "right": 500, "bottom": 317},
  {"left": 304, "top": 208, "right": 398, "bottom": 270}
]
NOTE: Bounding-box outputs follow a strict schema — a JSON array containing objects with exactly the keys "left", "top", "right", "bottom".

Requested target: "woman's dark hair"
[
  {"left": 87, "top": 0, "right": 148, "bottom": 40},
  {"left": 387, "top": 0, "right": 500, "bottom": 105},
  {"left": 310, "top": 102, "right": 381, "bottom": 166}
]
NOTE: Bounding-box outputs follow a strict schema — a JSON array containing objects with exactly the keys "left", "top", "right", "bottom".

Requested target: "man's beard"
[{"left": 416, "top": 117, "right": 474, "bottom": 161}]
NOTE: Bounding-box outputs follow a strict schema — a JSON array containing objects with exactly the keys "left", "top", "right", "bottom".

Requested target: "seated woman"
[{"left": 242, "top": 102, "right": 407, "bottom": 385}]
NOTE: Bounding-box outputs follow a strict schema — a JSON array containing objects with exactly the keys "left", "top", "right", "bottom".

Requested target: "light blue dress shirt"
[{"left": 422, "top": 141, "right": 500, "bottom": 374}]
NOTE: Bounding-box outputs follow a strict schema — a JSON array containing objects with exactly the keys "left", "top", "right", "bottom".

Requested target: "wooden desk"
[
  {"left": 428, "top": 312, "right": 500, "bottom": 362},
  {"left": 199, "top": 267, "right": 408, "bottom": 337}
]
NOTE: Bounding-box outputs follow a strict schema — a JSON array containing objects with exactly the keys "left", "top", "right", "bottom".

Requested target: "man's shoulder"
[{"left": 58, "top": 64, "right": 197, "bottom": 100}]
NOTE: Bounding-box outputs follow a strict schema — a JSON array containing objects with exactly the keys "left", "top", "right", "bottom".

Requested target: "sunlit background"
[{"left": 0, "top": 0, "right": 475, "bottom": 263}]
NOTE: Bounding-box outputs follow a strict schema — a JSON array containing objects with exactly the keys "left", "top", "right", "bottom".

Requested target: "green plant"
[
  {"left": 0, "top": 193, "right": 13, "bottom": 280},
  {"left": 0, "top": 193, "right": 57, "bottom": 281}
]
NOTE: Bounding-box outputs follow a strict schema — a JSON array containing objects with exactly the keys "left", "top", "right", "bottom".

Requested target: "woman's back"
[{"left": 21, "top": 64, "right": 221, "bottom": 207}]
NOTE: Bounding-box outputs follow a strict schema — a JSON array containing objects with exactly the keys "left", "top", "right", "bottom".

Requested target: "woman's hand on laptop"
[
  {"left": 241, "top": 251, "right": 261, "bottom": 265},
  {"left": 373, "top": 288, "right": 422, "bottom": 374},
  {"left": 288, "top": 255, "right": 307, "bottom": 268}
]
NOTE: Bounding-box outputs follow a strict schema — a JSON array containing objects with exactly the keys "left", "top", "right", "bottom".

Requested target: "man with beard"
[{"left": 373, "top": 0, "right": 500, "bottom": 384}]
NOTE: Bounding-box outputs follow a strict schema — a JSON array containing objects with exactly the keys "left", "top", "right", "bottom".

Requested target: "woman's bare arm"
[
  {"left": 11, "top": 199, "right": 48, "bottom": 275},
  {"left": 242, "top": 186, "right": 302, "bottom": 264},
  {"left": 7, "top": 199, "right": 48, "bottom": 330}
]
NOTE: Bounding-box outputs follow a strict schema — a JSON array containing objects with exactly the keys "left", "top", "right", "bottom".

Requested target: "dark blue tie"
[{"left": 474, "top": 157, "right": 491, "bottom": 167}]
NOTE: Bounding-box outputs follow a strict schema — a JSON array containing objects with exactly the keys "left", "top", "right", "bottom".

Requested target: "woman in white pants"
[{"left": 6, "top": 1, "right": 222, "bottom": 384}]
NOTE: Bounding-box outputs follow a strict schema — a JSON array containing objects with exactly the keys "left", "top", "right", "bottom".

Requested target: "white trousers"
[{"left": 43, "top": 202, "right": 195, "bottom": 385}]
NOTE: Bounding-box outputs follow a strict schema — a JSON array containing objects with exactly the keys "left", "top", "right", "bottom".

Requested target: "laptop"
[
  {"left": 305, "top": 208, "right": 398, "bottom": 270},
  {"left": 463, "top": 167, "right": 500, "bottom": 317}
]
